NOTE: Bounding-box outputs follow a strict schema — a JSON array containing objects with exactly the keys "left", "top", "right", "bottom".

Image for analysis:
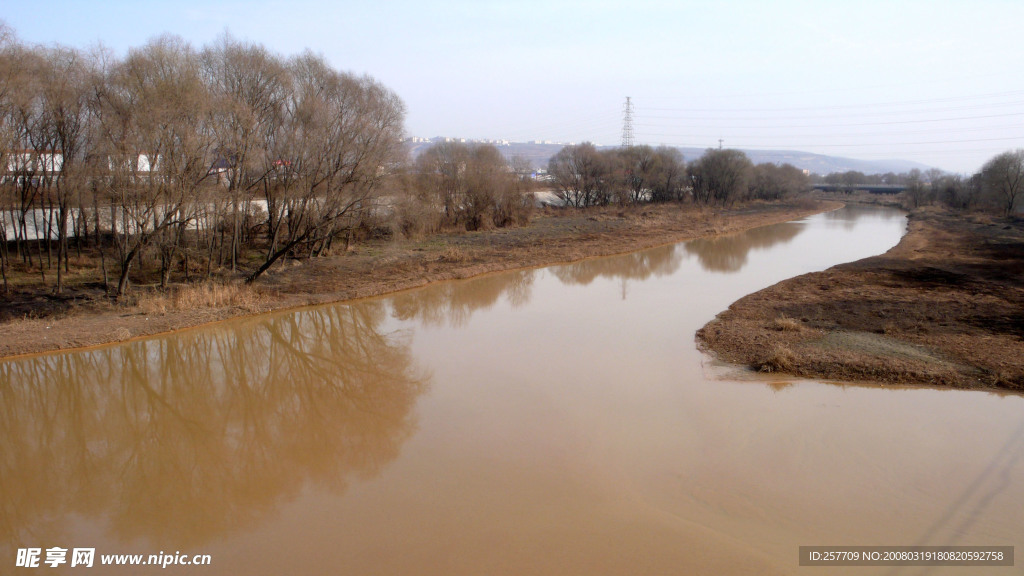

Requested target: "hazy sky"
[{"left": 4, "top": 0, "right": 1023, "bottom": 173}]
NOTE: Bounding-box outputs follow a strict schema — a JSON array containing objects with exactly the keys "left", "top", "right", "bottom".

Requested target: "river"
[{"left": 2, "top": 205, "right": 1021, "bottom": 575}]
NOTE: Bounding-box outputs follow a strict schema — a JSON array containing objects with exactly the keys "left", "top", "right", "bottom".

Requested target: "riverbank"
[
  {"left": 697, "top": 206, "right": 1024, "bottom": 391},
  {"left": 0, "top": 199, "right": 839, "bottom": 359}
]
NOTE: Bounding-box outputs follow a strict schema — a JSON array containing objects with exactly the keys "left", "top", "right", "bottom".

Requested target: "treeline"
[
  {"left": 819, "top": 150, "right": 1024, "bottom": 214},
  {"left": 0, "top": 22, "right": 545, "bottom": 298},
  {"left": 547, "top": 144, "right": 809, "bottom": 208},
  {"left": 0, "top": 25, "right": 411, "bottom": 296}
]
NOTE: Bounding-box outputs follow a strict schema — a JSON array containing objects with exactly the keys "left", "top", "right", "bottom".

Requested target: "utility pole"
[
  {"left": 621, "top": 97, "right": 634, "bottom": 148},
  {"left": 718, "top": 138, "right": 724, "bottom": 150}
]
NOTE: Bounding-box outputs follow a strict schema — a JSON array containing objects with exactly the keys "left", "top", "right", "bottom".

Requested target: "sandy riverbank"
[
  {"left": 698, "top": 206, "right": 1024, "bottom": 391},
  {"left": 1, "top": 199, "right": 839, "bottom": 359}
]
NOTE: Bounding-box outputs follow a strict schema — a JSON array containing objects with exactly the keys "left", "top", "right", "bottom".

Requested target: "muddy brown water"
[{"left": 3, "top": 205, "right": 1022, "bottom": 575}]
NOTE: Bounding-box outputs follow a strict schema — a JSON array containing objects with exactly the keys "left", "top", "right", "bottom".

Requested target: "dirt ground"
[
  {"left": 697, "top": 206, "right": 1024, "bottom": 391},
  {"left": 0, "top": 199, "right": 836, "bottom": 359}
]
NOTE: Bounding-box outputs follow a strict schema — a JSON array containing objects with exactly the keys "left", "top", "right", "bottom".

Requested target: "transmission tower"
[{"left": 621, "top": 97, "right": 634, "bottom": 148}]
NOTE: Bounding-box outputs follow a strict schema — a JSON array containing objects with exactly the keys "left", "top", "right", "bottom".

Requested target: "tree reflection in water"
[
  {"left": 0, "top": 302, "right": 428, "bottom": 550},
  {"left": 390, "top": 269, "right": 536, "bottom": 327},
  {"left": 390, "top": 246, "right": 686, "bottom": 327},
  {"left": 550, "top": 244, "right": 684, "bottom": 287},
  {"left": 683, "top": 222, "right": 804, "bottom": 273}
]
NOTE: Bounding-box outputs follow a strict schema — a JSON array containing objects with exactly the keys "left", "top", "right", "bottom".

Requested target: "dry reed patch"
[
  {"left": 137, "top": 282, "right": 265, "bottom": 316},
  {"left": 438, "top": 246, "right": 469, "bottom": 264},
  {"left": 770, "top": 315, "right": 803, "bottom": 332},
  {"left": 758, "top": 344, "right": 796, "bottom": 373}
]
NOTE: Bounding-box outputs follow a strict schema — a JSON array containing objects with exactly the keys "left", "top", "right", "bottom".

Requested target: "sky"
[{"left": 4, "top": 0, "right": 1024, "bottom": 174}]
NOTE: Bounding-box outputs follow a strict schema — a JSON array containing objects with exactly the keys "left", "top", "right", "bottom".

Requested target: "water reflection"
[
  {"left": 550, "top": 244, "right": 684, "bottom": 286},
  {"left": 390, "top": 245, "right": 689, "bottom": 326},
  {"left": 823, "top": 203, "right": 906, "bottom": 229},
  {"left": 391, "top": 269, "right": 536, "bottom": 327},
  {"left": 0, "top": 303, "right": 428, "bottom": 549},
  {"left": 683, "top": 222, "right": 804, "bottom": 273}
]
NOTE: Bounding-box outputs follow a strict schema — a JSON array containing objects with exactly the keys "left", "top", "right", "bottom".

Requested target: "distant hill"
[
  {"left": 405, "top": 139, "right": 936, "bottom": 176},
  {"left": 684, "top": 148, "right": 936, "bottom": 176}
]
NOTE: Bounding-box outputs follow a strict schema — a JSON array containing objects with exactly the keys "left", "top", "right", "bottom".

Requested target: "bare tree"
[
  {"left": 981, "top": 149, "right": 1024, "bottom": 215},
  {"left": 492, "top": 157, "right": 533, "bottom": 227},
  {"left": 0, "top": 23, "right": 21, "bottom": 292},
  {"left": 619, "top": 144, "right": 656, "bottom": 205},
  {"left": 649, "top": 146, "right": 686, "bottom": 203},
  {"left": 749, "top": 162, "right": 808, "bottom": 201},
  {"left": 92, "top": 35, "right": 216, "bottom": 296},
  {"left": 548, "top": 142, "right": 608, "bottom": 208},
  {"left": 415, "top": 140, "right": 469, "bottom": 223},
  {"left": 413, "top": 141, "right": 525, "bottom": 230},
  {"left": 904, "top": 168, "right": 929, "bottom": 208},
  {"left": 933, "top": 173, "right": 969, "bottom": 209},
  {"left": 463, "top": 143, "right": 520, "bottom": 229},
  {"left": 201, "top": 34, "right": 290, "bottom": 271},
  {"left": 246, "top": 52, "right": 405, "bottom": 283},
  {"left": 5, "top": 44, "right": 48, "bottom": 277},
  {"left": 688, "top": 149, "right": 752, "bottom": 206},
  {"left": 36, "top": 45, "right": 95, "bottom": 294}
]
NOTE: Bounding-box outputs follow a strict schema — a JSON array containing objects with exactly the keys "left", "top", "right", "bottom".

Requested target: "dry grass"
[
  {"left": 438, "top": 246, "right": 468, "bottom": 264},
  {"left": 769, "top": 315, "right": 803, "bottom": 332},
  {"left": 699, "top": 207, "right": 1024, "bottom": 391},
  {"left": 757, "top": 344, "right": 796, "bottom": 373},
  {"left": 137, "top": 282, "right": 265, "bottom": 316},
  {"left": 793, "top": 195, "right": 824, "bottom": 210}
]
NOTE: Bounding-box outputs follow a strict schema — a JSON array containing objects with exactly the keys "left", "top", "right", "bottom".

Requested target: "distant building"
[{"left": 3, "top": 150, "right": 63, "bottom": 185}]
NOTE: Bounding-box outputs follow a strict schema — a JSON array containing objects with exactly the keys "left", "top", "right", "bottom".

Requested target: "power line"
[
  {"left": 701, "top": 135, "right": 1024, "bottom": 149},
  {"left": 635, "top": 76, "right": 1024, "bottom": 103},
  {"left": 637, "top": 109, "right": 1024, "bottom": 125},
  {"left": 642, "top": 89, "right": 1024, "bottom": 114}
]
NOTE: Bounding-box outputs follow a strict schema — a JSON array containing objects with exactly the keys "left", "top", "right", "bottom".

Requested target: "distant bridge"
[{"left": 811, "top": 184, "right": 906, "bottom": 194}]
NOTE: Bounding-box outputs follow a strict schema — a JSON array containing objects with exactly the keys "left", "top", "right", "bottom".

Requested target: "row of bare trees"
[
  {"left": 547, "top": 144, "right": 809, "bottom": 208},
  {"left": 547, "top": 143, "right": 685, "bottom": 207},
  {"left": 1, "top": 26, "right": 406, "bottom": 296},
  {"left": 923, "top": 151, "right": 1024, "bottom": 214},
  {"left": 821, "top": 149, "right": 1024, "bottom": 214}
]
